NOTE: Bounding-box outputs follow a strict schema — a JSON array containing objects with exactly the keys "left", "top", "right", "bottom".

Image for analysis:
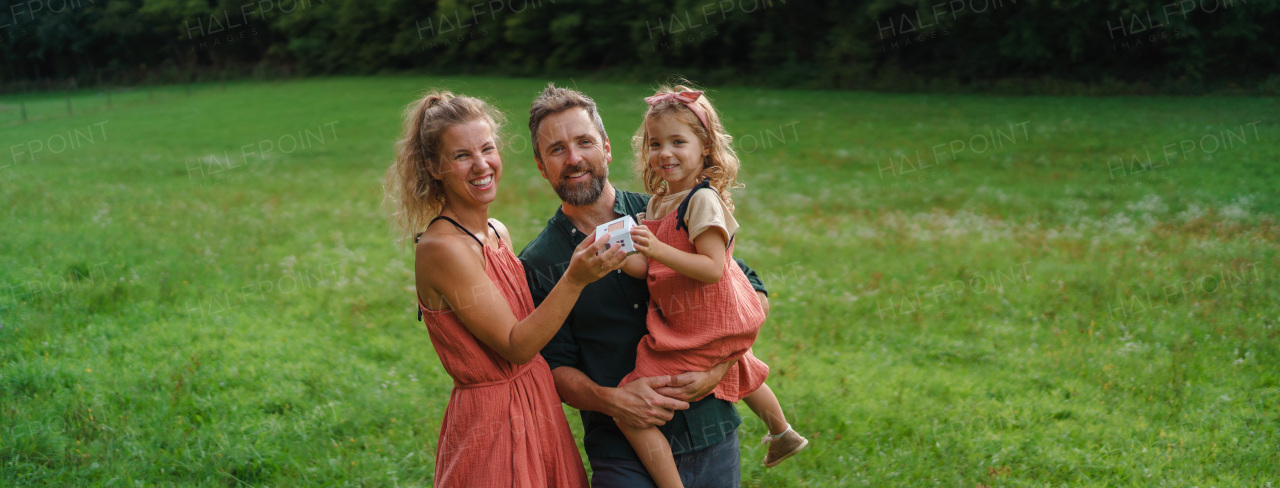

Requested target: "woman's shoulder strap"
[
  {"left": 429, "top": 215, "right": 486, "bottom": 248},
  {"left": 487, "top": 220, "right": 502, "bottom": 242}
]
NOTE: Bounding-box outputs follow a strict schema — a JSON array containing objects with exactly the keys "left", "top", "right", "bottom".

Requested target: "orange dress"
[
  {"left": 417, "top": 218, "right": 588, "bottom": 488},
  {"left": 618, "top": 185, "right": 769, "bottom": 403}
]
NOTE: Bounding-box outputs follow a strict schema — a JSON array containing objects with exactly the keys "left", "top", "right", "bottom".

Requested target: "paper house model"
[{"left": 595, "top": 215, "right": 637, "bottom": 254}]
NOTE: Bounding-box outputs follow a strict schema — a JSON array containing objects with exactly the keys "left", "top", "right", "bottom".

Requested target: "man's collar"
[{"left": 612, "top": 189, "right": 629, "bottom": 215}]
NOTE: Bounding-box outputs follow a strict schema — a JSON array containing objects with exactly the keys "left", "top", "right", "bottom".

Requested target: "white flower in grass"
[
  {"left": 1172, "top": 203, "right": 1203, "bottom": 220},
  {"left": 1218, "top": 201, "right": 1249, "bottom": 219},
  {"left": 1126, "top": 194, "right": 1167, "bottom": 216}
]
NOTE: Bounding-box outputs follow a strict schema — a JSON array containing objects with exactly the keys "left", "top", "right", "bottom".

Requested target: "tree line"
[{"left": 1, "top": 0, "right": 1277, "bottom": 94}]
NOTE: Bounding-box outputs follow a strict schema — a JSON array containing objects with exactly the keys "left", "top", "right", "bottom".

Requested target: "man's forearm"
[{"left": 550, "top": 366, "right": 615, "bottom": 416}]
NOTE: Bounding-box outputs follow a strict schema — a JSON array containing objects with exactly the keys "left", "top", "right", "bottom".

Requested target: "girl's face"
[
  {"left": 645, "top": 114, "right": 709, "bottom": 193},
  {"left": 434, "top": 119, "right": 502, "bottom": 209}
]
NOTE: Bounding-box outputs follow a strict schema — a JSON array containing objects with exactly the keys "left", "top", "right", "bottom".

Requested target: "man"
[{"left": 519, "top": 84, "right": 770, "bottom": 487}]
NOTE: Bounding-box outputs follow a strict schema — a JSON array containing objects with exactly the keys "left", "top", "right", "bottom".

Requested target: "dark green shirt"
[{"left": 519, "top": 190, "right": 767, "bottom": 461}]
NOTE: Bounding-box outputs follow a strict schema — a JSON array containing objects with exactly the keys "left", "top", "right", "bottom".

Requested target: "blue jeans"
[{"left": 588, "top": 429, "right": 741, "bottom": 488}]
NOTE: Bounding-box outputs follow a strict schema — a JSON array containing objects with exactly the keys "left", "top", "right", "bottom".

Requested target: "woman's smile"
[
  {"left": 469, "top": 174, "right": 495, "bottom": 190},
  {"left": 437, "top": 119, "right": 503, "bottom": 205}
]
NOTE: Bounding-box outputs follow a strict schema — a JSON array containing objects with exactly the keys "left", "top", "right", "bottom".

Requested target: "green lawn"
[{"left": 2, "top": 76, "right": 1278, "bottom": 487}]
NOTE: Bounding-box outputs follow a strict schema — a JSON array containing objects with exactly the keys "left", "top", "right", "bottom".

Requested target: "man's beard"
[{"left": 554, "top": 162, "right": 607, "bottom": 206}]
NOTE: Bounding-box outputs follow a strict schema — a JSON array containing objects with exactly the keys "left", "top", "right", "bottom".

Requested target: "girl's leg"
[
  {"left": 745, "top": 382, "right": 809, "bottom": 468},
  {"left": 617, "top": 423, "right": 684, "bottom": 488},
  {"left": 743, "top": 383, "right": 788, "bottom": 436}
]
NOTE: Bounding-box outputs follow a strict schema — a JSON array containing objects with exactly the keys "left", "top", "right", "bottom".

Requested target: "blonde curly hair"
[
  {"left": 384, "top": 90, "right": 506, "bottom": 243},
  {"left": 632, "top": 82, "right": 742, "bottom": 212}
]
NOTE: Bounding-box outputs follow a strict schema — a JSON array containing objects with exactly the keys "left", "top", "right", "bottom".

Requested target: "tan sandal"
[{"left": 762, "top": 425, "right": 809, "bottom": 468}]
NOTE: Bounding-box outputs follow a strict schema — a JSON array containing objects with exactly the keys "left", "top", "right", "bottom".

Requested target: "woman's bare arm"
[{"left": 418, "top": 231, "right": 626, "bottom": 364}]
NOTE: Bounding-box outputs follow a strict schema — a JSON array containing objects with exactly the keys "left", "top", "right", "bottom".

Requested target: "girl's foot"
[{"left": 761, "top": 425, "right": 808, "bottom": 468}]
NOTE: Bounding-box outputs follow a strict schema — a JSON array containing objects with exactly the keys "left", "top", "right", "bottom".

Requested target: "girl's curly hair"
[{"left": 631, "top": 82, "right": 743, "bottom": 212}]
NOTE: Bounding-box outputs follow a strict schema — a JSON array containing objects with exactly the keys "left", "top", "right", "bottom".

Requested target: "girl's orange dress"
[
  {"left": 417, "top": 217, "right": 588, "bottom": 487},
  {"left": 619, "top": 183, "right": 769, "bottom": 402}
]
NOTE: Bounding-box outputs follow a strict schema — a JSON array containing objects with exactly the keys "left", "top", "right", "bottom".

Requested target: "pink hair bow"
[{"left": 644, "top": 90, "right": 710, "bottom": 131}]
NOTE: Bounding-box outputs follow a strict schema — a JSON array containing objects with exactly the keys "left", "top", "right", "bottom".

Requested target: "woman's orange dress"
[
  {"left": 417, "top": 220, "right": 588, "bottom": 487},
  {"left": 618, "top": 186, "right": 769, "bottom": 403}
]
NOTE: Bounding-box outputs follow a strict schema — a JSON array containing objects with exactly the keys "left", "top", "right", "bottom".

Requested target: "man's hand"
[
  {"left": 608, "top": 375, "right": 690, "bottom": 429},
  {"left": 757, "top": 291, "right": 770, "bottom": 317},
  {"left": 654, "top": 359, "right": 736, "bottom": 402}
]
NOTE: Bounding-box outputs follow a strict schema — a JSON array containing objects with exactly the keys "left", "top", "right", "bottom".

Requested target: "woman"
[{"left": 385, "top": 91, "right": 626, "bottom": 487}]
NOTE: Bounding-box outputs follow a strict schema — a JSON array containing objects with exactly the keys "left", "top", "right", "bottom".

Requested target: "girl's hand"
[
  {"left": 630, "top": 225, "right": 659, "bottom": 258},
  {"left": 565, "top": 232, "right": 628, "bottom": 287}
]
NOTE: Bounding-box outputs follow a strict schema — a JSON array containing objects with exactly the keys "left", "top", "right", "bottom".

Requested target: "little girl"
[{"left": 616, "top": 85, "right": 808, "bottom": 487}]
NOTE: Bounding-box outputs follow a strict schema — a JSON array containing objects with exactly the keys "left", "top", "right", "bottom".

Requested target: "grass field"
[{"left": 2, "top": 76, "right": 1278, "bottom": 487}]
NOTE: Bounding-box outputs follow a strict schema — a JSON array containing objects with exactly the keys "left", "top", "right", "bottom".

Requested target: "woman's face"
[
  {"left": 645, "top": 115, "right": 709, "bottom": 193},
  {"left": 435, "top": 119, "right": 502, "bottom": 208}
]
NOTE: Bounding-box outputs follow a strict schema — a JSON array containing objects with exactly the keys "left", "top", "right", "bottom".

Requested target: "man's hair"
[{"left": 528, "top": 83, "right": 608, "bottom": 162}]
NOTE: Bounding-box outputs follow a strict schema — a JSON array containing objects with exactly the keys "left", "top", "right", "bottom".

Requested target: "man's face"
[{"left": 534, "top": 107, "right": 611, "bottom": 207}]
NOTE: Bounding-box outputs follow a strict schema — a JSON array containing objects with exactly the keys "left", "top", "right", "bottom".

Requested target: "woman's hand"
[
  {"left": 564, "top": 232, "right": 628, "bottom": 287},
  {"left": 630, "top": 225, "right": 661, "bottom": 259}
]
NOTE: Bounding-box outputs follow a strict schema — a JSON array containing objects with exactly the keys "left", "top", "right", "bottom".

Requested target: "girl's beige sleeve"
[{"left": 684, "top": 188, "right": 739, "bottom": 244}]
